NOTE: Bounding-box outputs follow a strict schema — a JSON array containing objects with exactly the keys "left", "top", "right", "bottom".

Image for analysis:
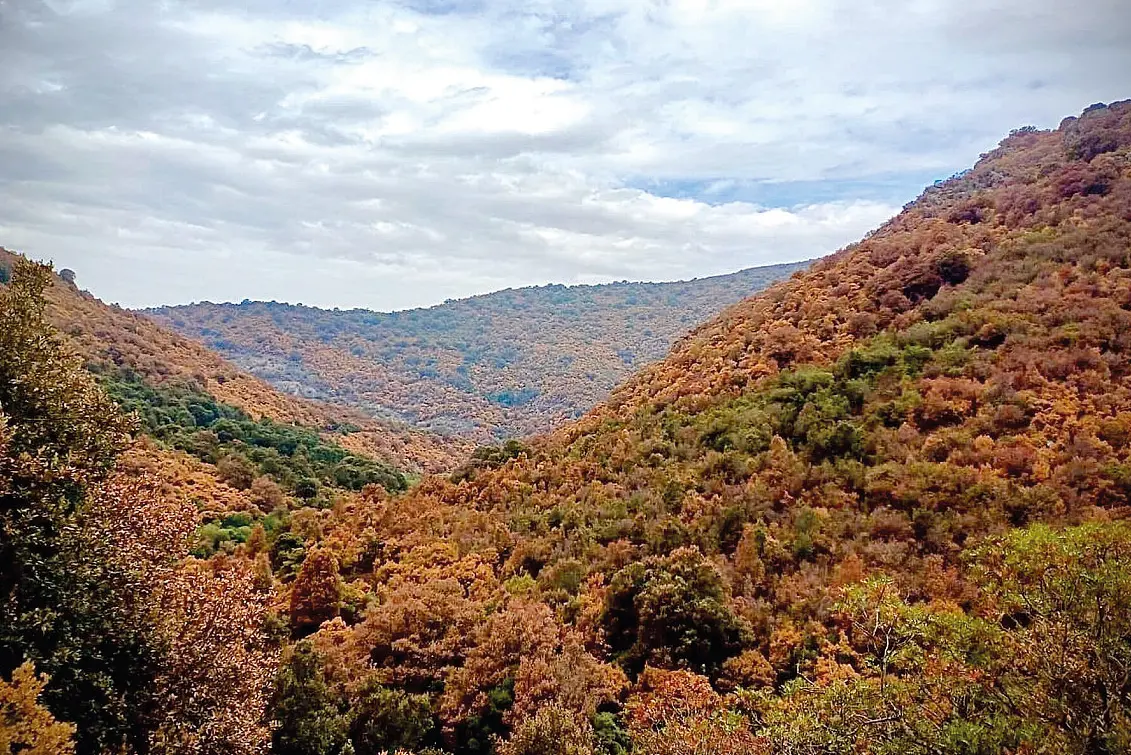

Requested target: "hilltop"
[
  {"left": 273, "top": 101, "right": 1131, "bottom": 752},
  {"left": 147, "top": 262, "right": 808, "bottom": 440}
]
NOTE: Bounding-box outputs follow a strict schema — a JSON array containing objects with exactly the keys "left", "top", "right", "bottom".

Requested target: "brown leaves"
[
  {"left": 624, "top": 668, "right": 765, "bottom": 755},
  {"left": 148, "top": 558, "right": 275, "bottom": 755},
  {"left": 289, "top": 550, "right": 343, "bottom": 634},
  {"left": 80, "top": 474, "right": 276, "bottom": 755}
]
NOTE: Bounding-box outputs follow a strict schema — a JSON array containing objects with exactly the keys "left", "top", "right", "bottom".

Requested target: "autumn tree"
[
  {"left": 496, "top": 705, "right": 594, "bottom": 755},
  {"left": 0, "top": 663, "right": 76, "bottom": 755},
  {"left": 291, "top": 550, "right": 344, "bottom": 635},
  {"left": 624, "top": 668, "right": 763, "bottom": 755}
]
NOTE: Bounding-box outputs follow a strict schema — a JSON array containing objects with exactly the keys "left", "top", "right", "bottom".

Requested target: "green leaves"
[
  {"left": 271, "top": 643, "right": 349, "bottom": 755},
  {"left": 0, "top": 260, "right": 157, "bottom": 753},
  {"left": 98, "top": 368, "right": 408, "bottom": 495},
  {"left": 602, "top": 548, "right": 751, "bottom": 678}
]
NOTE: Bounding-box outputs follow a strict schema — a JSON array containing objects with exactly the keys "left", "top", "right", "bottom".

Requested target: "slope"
[
  {"left": 273, "top": 101, "right": 1131, "bottom": 753},
  {"left": 147, "top": 262, "right": 808, "bottom": 440},
  {"left": 0, "top": 248, "right": 470, "bottom": 480}
]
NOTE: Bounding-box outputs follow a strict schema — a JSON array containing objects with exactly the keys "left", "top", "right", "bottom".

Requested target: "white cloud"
[{"left": 1, "top": 0, "right": 1128, "bottom": 309}]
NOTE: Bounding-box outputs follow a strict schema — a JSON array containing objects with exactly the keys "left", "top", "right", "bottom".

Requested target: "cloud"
[{"left": 1, "top": 0, "right": 1128, "bottom": 309}]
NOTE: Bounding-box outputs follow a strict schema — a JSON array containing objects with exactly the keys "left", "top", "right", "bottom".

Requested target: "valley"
[
  {"left": 3, "top": 100, "right": 1131, "bottom": 755},
  {"left": 147, "top": 263, "right": 808, "bottom": 440}
]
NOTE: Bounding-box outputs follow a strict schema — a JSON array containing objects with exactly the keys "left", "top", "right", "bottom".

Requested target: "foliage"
[
  {"left": 496, "top": 705, "right": 593, "bottom": 755},
  {"left": 290, "top": 551, "right": 343, "bottom": 635},
  {"left": 348, "top": 681, "right": 439, "bottom": 754},
  {"left": 0, "top": 260, "right": 151, "bottom": 753},
  {"left": 623, "top": 668, "right": 763, "bottom": 755},
  {"left": 453, "top": 680, "right": 514, "bottom": 755},
  {"left": 98, "top": 369, "right": 408, "bottom": 495},
  {"left": 602, "top": 547, "right": 751, "bottom": 677},
  {"left": 271, "top": 643, "right": 349, "bottom": 755},
  {"left": 974, "top": 523, "right": 1131, "bottom": 752},
  {"left": 9, "top": 101, "right": 1131, "bottom": 753},
  {"left": 149, "top": 263, "right": 808, "bottom": 439},
  {"left": 273, "top": 102, "right": 1131, "bottom": 752},
  {"left": 757, "top": 522, "right": 1131, "bottom": 754},
  {"left": 3, "top": 247, "right": 469, "bottom": 475},
  {"left": 0, "top": 261, "right": 274, "bottom": 755},
  {"left": 0, "top": 663, "right": 76, "bottom": 755}
]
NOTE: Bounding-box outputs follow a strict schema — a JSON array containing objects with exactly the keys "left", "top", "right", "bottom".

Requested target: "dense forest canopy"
[
  {"left": 148, "top": 263, "right": 807, "bottom": 440},
  {"left": 2, "top": 100, "right": 1131, "bottom": 755},
  {"left": 260, "top": 100, "right": 1131, "bottom": 754}
]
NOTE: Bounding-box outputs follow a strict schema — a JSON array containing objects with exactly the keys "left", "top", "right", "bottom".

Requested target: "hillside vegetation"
[
  {"left": 0, "top": 252, "right": 467, "bottom": 755},
  {"left": 0, "top": 248, "right": 469, "bottom": 476},
  {"left": 268, "top": 101, "right": 1131, "bottom": 753},
  {"left": 148, "top": 263, "right": 807, "bottom": 440},
  {"left": 3, "top": 100, "right": 1131, "bottom": 755}
]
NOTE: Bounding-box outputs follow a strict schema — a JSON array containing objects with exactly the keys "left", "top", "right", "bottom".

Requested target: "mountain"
[
  {"left": 146, "top": 262, "right": 809, "bottom": 440},
  {"left": 267, "top": 101, "right": 1131, "bottom": 752}
]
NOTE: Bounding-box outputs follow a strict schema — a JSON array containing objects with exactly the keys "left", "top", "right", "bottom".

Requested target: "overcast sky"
[{"left": 1, "top": 0, "right": 1128, "bottom": 310}]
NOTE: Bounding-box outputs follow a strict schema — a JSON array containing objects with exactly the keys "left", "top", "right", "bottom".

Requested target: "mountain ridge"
[
  {"left": 0, "top": 247, "right": 470, "bottom": 475},
  {"left": 146, "top": 261, "right": 811, "bottom": 440}
]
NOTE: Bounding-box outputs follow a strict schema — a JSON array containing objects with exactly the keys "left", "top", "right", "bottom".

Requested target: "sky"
[{"left": 1, "top": 0, "right": 1129, "bottom": 310}]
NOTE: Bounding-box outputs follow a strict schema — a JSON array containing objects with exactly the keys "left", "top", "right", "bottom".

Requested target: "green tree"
[
  {"left": 0, "top": 260, "right": 155, "bottom": 754},
  {"left": 975, "top": 523, "right": 1131, "bottom": 754},
  {"left": 602, "top": 547, "right": 750, "bottom": 678},
  {"left": 271, "top": 643, "right": 349, "bottom": 755},
  {"left": 348, "top": 681, "right": 438, "bottom": 754}
]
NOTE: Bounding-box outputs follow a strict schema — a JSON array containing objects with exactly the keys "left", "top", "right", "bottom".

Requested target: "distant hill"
[
  {"left": 147, "top": 262, "right": 809, "bottom": 440},
  {"left": 0, "top": 248, "right": 469, "bottom": 479}
]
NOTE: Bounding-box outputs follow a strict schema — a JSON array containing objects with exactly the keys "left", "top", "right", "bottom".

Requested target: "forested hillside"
[
  {"left": 0, "top": 252, "right": 463, "bottom": 755},
  {"left": 268, "top": 101, "right": 1131, "bottom": 753},
  {"left": 148, "top": 263, "right": 807, "bottom": 440},
  {"left": 0, "top": 248, "right": 468, "bottom": 477},
  {"left": 3, "top": 100, "right": 1131, "bottom": 755}
]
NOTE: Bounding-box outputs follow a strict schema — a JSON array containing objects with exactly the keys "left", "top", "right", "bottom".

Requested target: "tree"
[
  {"left": 291, "top": 550, "right": 343, "bottom": 635},
  {"left": 296, "top": 477, "right": 321, "bottom": 501},
  {"left": 497, "top": 705, "right": 594, "bottom": 755},
  {"left": 249, "top": 476, "right": 287, "bottom": 512},
  {"left": 623, "top": 668, "right": 763, "bottom": 755},
  {"left": 348, "top": 681, "right": 438, "bottom": 754},
  {"left": 146, "top": 557, "right": 275, "bottom": 755},
  {"left": 975, "top": 523, "right": 1131, "bottom": 753},
  {"left": 0, "top": 260, "right": 274, "bottom": 754},
  {"left": 271, "top": 643, "right": 349, "bottom": 755},
  {"left": 0, "top": 260, "right": 151, "bottom": 753},
  {"left": 601, "top": 548, "right": 751, "bottom": 677},
  {"left": 0, "top": 662, "right": 76, "bottom": 755}
]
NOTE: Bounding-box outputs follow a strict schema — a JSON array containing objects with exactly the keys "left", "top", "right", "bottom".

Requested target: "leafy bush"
[
  {"left": 602, "top": 548, "right": 751, "bottom": 678},
  {"left": 271, "top": 643, "right": 349, "bottom": 755},
  {"left": 348, "top": 682, "right": 439, "bottom": 754}
]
